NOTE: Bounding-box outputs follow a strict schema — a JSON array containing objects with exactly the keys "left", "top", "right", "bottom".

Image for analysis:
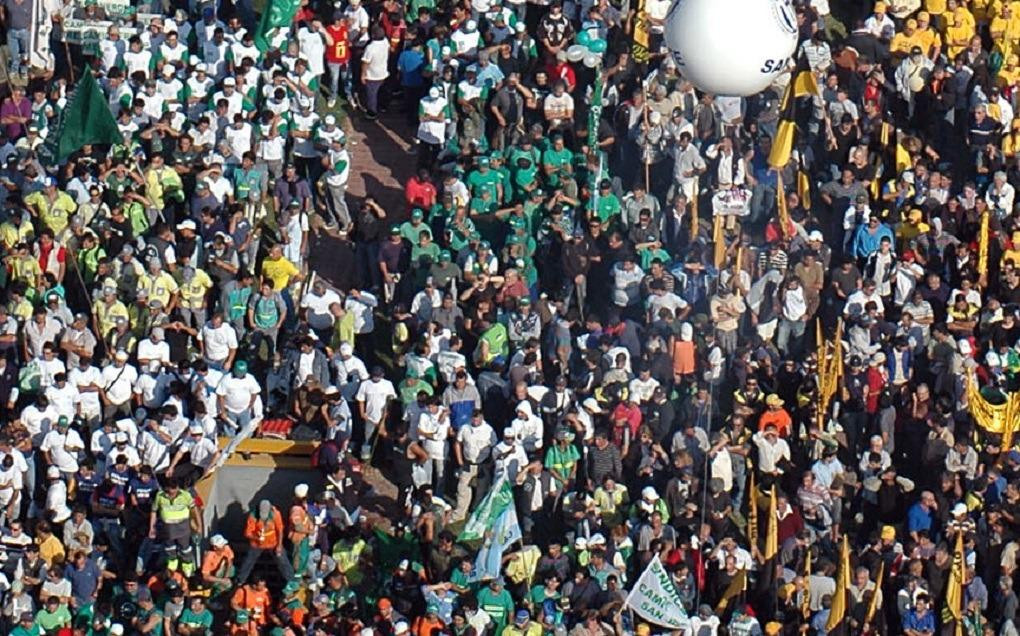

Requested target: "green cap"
[
  {"left": 478, "top": 156, "right": 490, "bottom": 166},
  {"left": 233, "top": 360, "right": 248, "bottom": 375},
  {"left": 283, "top": 580, "right": 300, "bottom": 595},
  {"left": 411, "top": 208, "right": 424, "bottom": 219},
  {"left": 57, "top": 415, "right": 69, "bottom": 427},
  {"left": 390, "top": 225, "right": 402, "bottom": 235},
  {"left": 237, "top": 610, "right": 250, "bottom": 623},
  {"left": 479, "top": 240, "right": 491, "bottom": 250},
  {"left": 427, "top": 603, "right": 440, "bottom": 615},
  {"left": 440, "top": 250, "right": 452, "bottom": 261},
  {"left": 490, "top": 149, "right": 504, "bottom": 160}
]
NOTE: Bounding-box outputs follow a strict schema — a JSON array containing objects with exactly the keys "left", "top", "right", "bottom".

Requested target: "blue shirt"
[
  {"left": 907, "top": 502, "right": 935, "bottom": 534},
  {"left": 902, "top": 609, "right": 935, "bottom": 633},
  {"left": 65, "top": 559, "right": 102, "bottom": 606},
  {"left": 397, "top": 50, "right": 425, "bottom": 87}
]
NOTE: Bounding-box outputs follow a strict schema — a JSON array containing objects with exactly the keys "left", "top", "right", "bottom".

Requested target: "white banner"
[
  {"left": 624, "top": 555, "right": 690, "bottom": 630},
  {"left": 29, "top": 0, "right": 55, "bottom": 71}
]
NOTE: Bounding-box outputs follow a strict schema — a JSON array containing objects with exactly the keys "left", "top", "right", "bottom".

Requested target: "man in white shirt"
[
  {"left": 198, "top": 313, "right": 238, "bottom": 369},
  {"left": 167, "top": 423, "right": 220, "bottom": 486},
  {"left": 216, "top": 360, "right": 261, "bottom": 435},
  {"left": 40, "top": 416, "right": 85, "bottom": 478},
  {"left": 360, "top": 27, "right": 390, "bottom": 119},
  {"left": 453, "top": 410, "right": 496, "bottom": 520},
  {"left": 333, "top": 343, "right": 368, "bottom": 402},
  {"left": 137, "top": 328, "right": 171, "bottom": 367},
  {"left": 301, "top": 280, "right": 342, "bottom": 340},
  {"left": 102, "top": 350, "right": 138, "bottom": 420},
  {"left": 354, "top": 365, "right": 396, "bottom": 460},
  {"left": 44, "top": 374, "right": 80, "bottom": 421}
]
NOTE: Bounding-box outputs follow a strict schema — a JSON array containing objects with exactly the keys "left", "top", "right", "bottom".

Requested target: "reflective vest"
[
  {"left": 227, "top": 286, "right": 252, "bottom": 322},
  {"left": 155, "top": 490, "right": 193, "bottom": 524},
  {"left": 253, "top": 295, "right": 279, "bottom": 329}
]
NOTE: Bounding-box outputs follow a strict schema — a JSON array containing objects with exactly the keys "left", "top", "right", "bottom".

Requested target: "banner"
[
  {"left": 624, "top": 555, "right": 690, "bottom": 629},
  {"left": 630, "top": 0, "right": 650, "bottom": 63},
  {"left": 29, "top": 0, "right": 54, "bottom": 71},
  {"left": 459, "top": 479, "right": 514, "bottom": 542},
  {"left": 470, "top": 505, "right": 522, "bottom": 581}
]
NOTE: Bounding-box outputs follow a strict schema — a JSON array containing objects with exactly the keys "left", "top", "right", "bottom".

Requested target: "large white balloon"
[{"left": 664, "top": 0, "right": 799, "bottom": 96}]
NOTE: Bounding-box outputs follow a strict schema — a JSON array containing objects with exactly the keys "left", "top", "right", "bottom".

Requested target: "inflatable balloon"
[
  {"left": 664, "top": 0, "right": 799, "bottom": 96},
  {"left": 583, "top": 52, "right": 600, "bottom": 68},
  {"left": 576, "top": 31, "right": 591, "bottom": 47},
  {"left": 566, "top": 45, "right": 587, "bottom": 62},
  {"left": 589, "top": 39, "right": 607, "bottom": 54}
]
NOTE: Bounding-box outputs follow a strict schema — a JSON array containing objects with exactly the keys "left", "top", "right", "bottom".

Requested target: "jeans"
[
  {"left": 364, "top": 79, "right": 384, "bottom": 115},
  {"left": 222, "top": 408, "right": 253, "bottom": 436},
  {"left": 776, "top": 317, "right": 806, "bottom": 356},
  {"left": 8, "top": 29, "right": 28, "bottom": 72},
  {"left": 325, "top": 182, "right": 352, "bottom": 231},
  {"left": 327, "top": 62, "right": 352, "bottom": 101},
  {"left": 94, "top": 517, "right": 124, "bottom": 555},
  {"left": 236, "top": 546, "right": 294, "bottom": 584}
]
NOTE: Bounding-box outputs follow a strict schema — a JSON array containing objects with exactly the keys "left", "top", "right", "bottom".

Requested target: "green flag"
[
  {"left": 459, "top": 479, "right": 514, "bottom": 543},
  {"left": 40, "top": 72, "right": 121, "bottom": 165},
  {"left": 255, "top": 0, "right": 300, "bottom": 52}
]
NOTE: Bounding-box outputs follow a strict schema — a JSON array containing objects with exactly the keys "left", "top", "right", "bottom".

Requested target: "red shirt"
[
  {"left": 326, "top": 24, "right": 351, "bottom": 64},
  {"left": 405, "top": 177, "right": 436, "bottom": 209},
  {"left": 545, "top": 61, "right": 576, "bottom": 91},
  {"left": 37, "top": 242, "right": 65, "bottom": 271}
]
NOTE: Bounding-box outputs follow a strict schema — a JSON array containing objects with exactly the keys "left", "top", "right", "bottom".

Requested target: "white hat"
[
  {"left": 210, "top": 534, "right": 228, "bottom": 547},
  {"left": 648, "top": 110, "right": 662, "bottom": 125},
  {"left": 574, "top": 537, "right": 588, "bottom": 550},
  {"left": 398, "top": 558, "right": 410, "bottom": 570},
  {"left": 394, "top": 622, "right": 409, "bottom": 635},
  {"left": 465, "top": 19, "right": 477, "bottom": 30},
  {"left": 47, "top": 466, "right": 61, "bottom": 479},
  {"left": 195, "top": 62, "right": 207, "bottom": 72},
  {"left": 162, "top": 65, "right": 175, "bottom": 76},
  {"left": 808, "top": 230, "right": 823, "bottom": 242},
  {"left": 115, "top": 431, "right": 129, "bottom": 443},
  {"left": 953, "top": 502, "right": 968, "bottom": 516},
  {"left": 588, "top": 533, "right": 606, "bottom": 546},
  {"left": 958, "top": 339, "right": 972, "bottom": 355},
  {"left": 177, "top": 219, "right": 197, "bottom": 231},
  {"left": 641, "top": 486, "right": 660, "bottom": 501},
  {"left": 680, "top": 322, "right": 693, "bottom": 341},
  {"left": 339, "top": 342, "right": 353, "bottom": 356},
  {"left": 582, "top": 397, "right": 602, "bottom": 413},
  {"left": 324, "top": 114, "right": 337, "bottom": 125},
  {"left": 223, "top": 77, "right": 236, "bottom": 86},
  {"left": 295, "top": 483, "right": 309, "bottom": 498},
  {"left": 515, "top": 22, "right": 526, "bottom": 32},
  {"left": 188, "top": 422, "right": 204, "bottom": 434},
  {"left": 110, "top": 625, "right": 125, "bottom": 636}
]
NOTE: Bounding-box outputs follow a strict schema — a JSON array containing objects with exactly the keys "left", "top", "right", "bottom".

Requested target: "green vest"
[
  {"left": 228, "top": 287, "right": 253, "bottom": 322},
  {"left": 253, "top": 295, "right": 279, "bottom": 329}
]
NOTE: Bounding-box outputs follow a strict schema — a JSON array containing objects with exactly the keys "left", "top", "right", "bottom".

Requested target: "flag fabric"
[
  {"left": 800, "top": 548, "right": 812, "bottom": 618},
  {"left": 631, "top": 0, "right": 651, "bottom": 63},
  {"left": 768, "top": 55, "right": 821, "bottom": 169},
  {"left": 755, "top": 485, "right": 780, "bottom": 596},
  {"left": 864, "top": 561, "right": 884, "bottom": 629},
  {"left": 459, "top": 479, "right": 515, "bottom": 542},
  {"left": 776, "top": 172, "right": 791, "bottom": 239},
  {"left": 28, "top": 0, "right": 54, "bottom": 72},
  {"left": 797, "top": 166, "right": 811, "bottom": 209},
  {"left": 977, "top": 208, "right": 990, "bottom": 282},
  {"left": 943, "top": 531, "right": 965, "bottom": 635},
  {"left": 255, "top": 0, "right": 301, "bottom": 51},
  {"left": 625, "top": 555, "right": 690, "bottom": 629},
  {"left": 747, "top": 472, "right": 759, "bottom": 548},
  {"left": 40, "top": 72, "right": 122, "bottom": 165},
  {"left": 715, "top": 568, "right": 747, "bottom": 613},
  {"left": 470, "top": 505, "right": 523, "bottom": 582},
  {"left": 825, "top": 535, "right": 851, "bottom": 633}
]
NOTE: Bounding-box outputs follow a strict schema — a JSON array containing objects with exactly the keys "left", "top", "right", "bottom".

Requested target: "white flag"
[
  {"left": 28, "top": 0, "right": 54, "bottom": 71},
  {"left": 624, "top": 555, "right": 690, "bottom": 629}
]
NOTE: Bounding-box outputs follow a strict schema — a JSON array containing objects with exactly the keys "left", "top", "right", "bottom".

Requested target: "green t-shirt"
[
  {"left": 399, "top": 379, "right": 434, "bottom": 404},
  {"left": 178, "top": 608, "right": 213, "bottom": 634},
  {"left": 35, "top": 607, "right": 71, "bottom": 632},
  {"left": 466, "top": 168, "right": 502, "bottom": 202},
  {"left": 411, "top": 242, "right": 441, "bottom": 267},
  {"left": 595, "top": 193, "right": 621, "bottom": 224},
  {"left": 400, "top": 220, "right": 432, "bottom": 244}
]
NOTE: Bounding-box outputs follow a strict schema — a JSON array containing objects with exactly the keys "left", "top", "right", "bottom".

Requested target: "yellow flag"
[
  {"left": 864, "top": 561, "right": 884, "bottom": 625},
  {"left": 768, "top": 55, "right": 820, "bottom": 169},
  {"left": 801, "top": 548, "right": 812, "bottom": 618},
  {"left": 715, "top": 568, "right": 747, "bottom": 612},
  {"left": 631, "top": 0, "right": 650, "bottom": 63},
  {"left": 776, "top": 172, "right": 791, "bottom": 239},
  {"left": 765, "top": 485, "right": 778, "bottom": 561},
  {"left": 944, "top": 531, "right": 965, "bottom": 629},
  {"left": 825, "top": 535, "right": 850, "bottom": 632}
]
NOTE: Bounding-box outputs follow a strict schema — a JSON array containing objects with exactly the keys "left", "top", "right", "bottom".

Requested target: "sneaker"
[
  {"left": 327, "top": 98, "right": 337, "bottom": 108},
  {"left": 365, "top": 111, "right": 378, "bottom": 121}
]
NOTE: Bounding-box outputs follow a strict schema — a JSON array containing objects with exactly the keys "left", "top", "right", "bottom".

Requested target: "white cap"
[
  {"left": 808, "top": 230, "right": 823, "bottom": 242},
  {"left": 574, "top": 537, "right": 587, "bottom": 550},
  {"left": 47, "top": 466, "right": 61, "bottom": 479},
  {"left": 177, "top": 219, "right": 197, "bottom": 231},
  {"left": 588, "top": 533, "right": 606, "bottom": 546},
  {"left": 324, "top": 114, "right": 337, "bottom": 125},
  {"left": 339, "top": 342, "right": 353, "bottom": 356},
  {"left": 515, "top": 22, "right": 526, "bottom": 32},
  {"left": 210, "top": 534, "right": 228, "bottom": 547},
  {"left": 582, "top": 397, "right": 602, "bottom": 413},
  {"left": 295, "top": 483, "right": 309, "bottom": 498},
  {"left": 394, "top": 622, "right": 410, "bottom": 634},
  {"left": 110, "top": 625, "right": 125, "bottom": 636},
  {"left": 195, "top": 62, "right": 207, "bottom": 72},
  {"left": 958, "top": 339, "right": 972, "bottom": 355},
  {"left": 465, "top": 19, "right": 477, "bottom": 30},
  {"left": 115, "top": 431, "right": 129, "bottom": 443},
  {"left": 641, "top": 486, "right": 659, "bottom": 501},
  {"left": 223, "top": 77, "right": 236, "bottom": 85},
  {"left": 161, "top": 65, "right": 175, "bottom": 76},
  {"left": 398, "top": 558, "right": 410, "bottom": 570},
  {"left": 680, "top": 322, "right": 693, "bottom": 341},
  {"left": 953, "top": 502, "right": 968, "bottom": 516}
]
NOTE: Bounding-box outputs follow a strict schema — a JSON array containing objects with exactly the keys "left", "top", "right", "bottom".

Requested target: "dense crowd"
[{"left": 4, "top": 0, "right": 1020, "bottom": 634}]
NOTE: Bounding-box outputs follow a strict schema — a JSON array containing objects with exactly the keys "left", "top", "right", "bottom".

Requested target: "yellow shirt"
[
  {"left": 0, "top": 221, "right": 32, "bottom": 249},
  {"left": 138, "top": 271, "right": 179, "bottom": 307},
  {"left": 93, "top": 298, "right": 130, "bottom": 337},
  {"left": 24, "top": 190, "right": 77, "bottom": 234},
  {"left": 261, "top": 256, "right": 299, "bottom": 291},
  {"left": 38, "top": 535, "right": 65, "bottom": 567},
  {"left": 945, "top": 23, "right": 974, "bottom": 58},
  {"left": 179, "top": 268, "right": 213, "bottom": 309},
  {"left": 890, "top": 32, "right": 921, "bottom": 55},
  {"left": 1003, "top": 130, "right": 1020, "bottom": 156},
  {"left": 926, "top": 0, "right": 947, "bottom": 14},
  {"left": 1000, "top": 65, "right": 1020, "bottom": 88},
  {"left": 915, "top": 27, "right": 943, "bottom": 55}
]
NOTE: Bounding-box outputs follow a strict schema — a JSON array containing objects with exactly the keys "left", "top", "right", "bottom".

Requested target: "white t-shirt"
[
  {"left": 41, "top": 429, "right": 85, "bottom": 473},
  {"left": 102, "top": 363, "right": 138, "bottom": 406},
  {"left": 44, "top": 383, "right": 81, "bottom": 420},
  {"left": 355, "top": 378, "right": 396, "bottom": 423},
  {"left": 199, "top": 323, "right": 239, "bottom": 361},
  {"left": 216, "top": 374, "right": 261, "bottom": 414},
  {"left": 416, "top": 410, "right": 450, "bottom": 459},
  {"left": 137, "top": 339, "right": 171, "bottom": 365},
  {"left": 362, "top": 40, "right": 390, "bottom": 81},
  {"left": 69, "top": 366, "right": 103, "bottom": 415}
]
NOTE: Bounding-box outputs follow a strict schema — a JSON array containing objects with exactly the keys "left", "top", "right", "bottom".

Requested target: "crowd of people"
[{"left": 4, "top": 0, "right": 1020, "bottom": 633}]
